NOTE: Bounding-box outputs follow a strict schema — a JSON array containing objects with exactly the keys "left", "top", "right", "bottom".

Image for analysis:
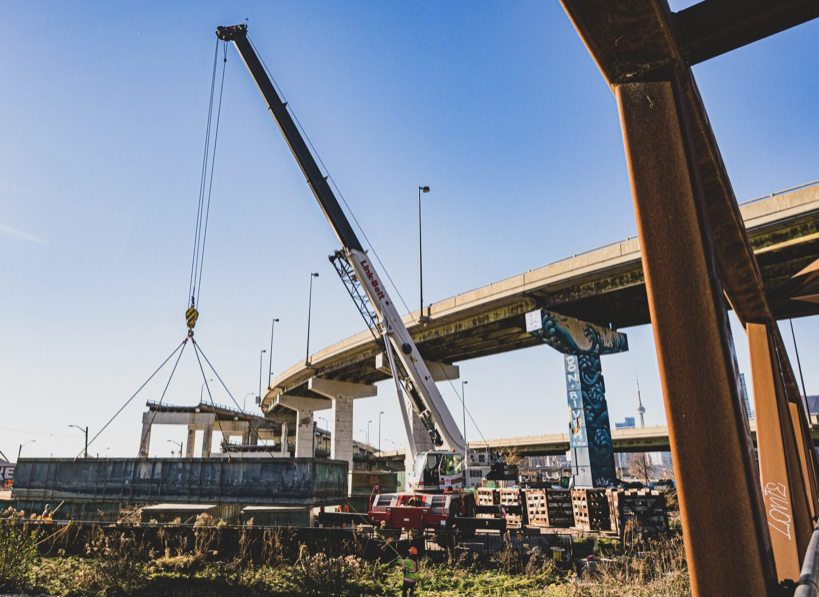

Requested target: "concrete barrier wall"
[{"left": 12, "top": 458, "right": 347, "bottom": 506}]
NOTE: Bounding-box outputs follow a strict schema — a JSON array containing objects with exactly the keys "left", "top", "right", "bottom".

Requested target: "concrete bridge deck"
[{"left": 263, "top": 180, "right": 819, "bottom": 411}]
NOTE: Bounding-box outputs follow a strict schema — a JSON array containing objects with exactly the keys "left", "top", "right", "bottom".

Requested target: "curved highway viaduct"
[{"left": 262, "top": 181, "right": 819, "bottom": 467}]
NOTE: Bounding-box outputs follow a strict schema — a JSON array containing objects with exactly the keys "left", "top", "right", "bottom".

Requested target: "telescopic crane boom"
[{"left": 216, "top": 24, "right": 466, "bottom": 459}]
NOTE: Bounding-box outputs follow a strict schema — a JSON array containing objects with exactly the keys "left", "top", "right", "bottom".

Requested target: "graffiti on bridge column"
[{"left": 526, "top": 309, "right": 628, "bottom": 488}]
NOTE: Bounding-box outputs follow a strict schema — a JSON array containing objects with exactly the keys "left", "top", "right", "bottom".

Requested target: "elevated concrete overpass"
[
  {"left": 374, "top": 420, "right": 819, "bottom": 465},
  {"left": 263, "top": 180, "right": 819, "bottom": 411}
]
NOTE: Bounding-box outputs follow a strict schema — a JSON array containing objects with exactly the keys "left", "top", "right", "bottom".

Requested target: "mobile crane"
[{"left": 215, "top": 25, "right": 516, "bottom": 511}]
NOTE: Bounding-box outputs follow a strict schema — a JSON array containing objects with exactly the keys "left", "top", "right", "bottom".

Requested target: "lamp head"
[{"left": 420, "top": 186, "right": 430, "bottom": 193}]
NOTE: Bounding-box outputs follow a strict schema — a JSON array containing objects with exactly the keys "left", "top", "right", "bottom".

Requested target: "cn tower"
[{"left": 636, "top": 374, "right": 646, "bottom": 428}]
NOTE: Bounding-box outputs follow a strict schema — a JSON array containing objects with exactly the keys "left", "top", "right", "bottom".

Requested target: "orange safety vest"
[{"left": 402, "top": 557, "right": 419, "bottom": 582}]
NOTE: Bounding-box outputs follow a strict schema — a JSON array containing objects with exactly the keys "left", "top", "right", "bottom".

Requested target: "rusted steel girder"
[
  {"left": 749, "top": 322, "right": 813, "bottom": 584},
  {"left": 559, "top": 0, "right": 819, "bottom": 327},
  {"left": 616, "top": 74, "right": 777, "bottom": 596},
  {"left": 677, "top": 0, "right": 819, "bottom": 65}
]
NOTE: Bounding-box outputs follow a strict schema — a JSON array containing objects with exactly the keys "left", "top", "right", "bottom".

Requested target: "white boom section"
[{"left": 347, "top": 247, "right": 466, "bottom": 456}]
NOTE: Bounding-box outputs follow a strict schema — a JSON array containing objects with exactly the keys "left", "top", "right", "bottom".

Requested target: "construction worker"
[{"left": 400, "top": 546, "right": 420, "bottom": 597}]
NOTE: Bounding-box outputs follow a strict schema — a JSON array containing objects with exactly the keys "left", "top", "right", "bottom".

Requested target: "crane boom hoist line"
[{"left": 216, "top": 24, "right": 516, "bottom": 492}]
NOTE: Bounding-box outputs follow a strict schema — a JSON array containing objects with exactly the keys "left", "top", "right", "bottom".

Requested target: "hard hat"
[{"left": 409, "top": 547, "right": 418, "bottom": 555}]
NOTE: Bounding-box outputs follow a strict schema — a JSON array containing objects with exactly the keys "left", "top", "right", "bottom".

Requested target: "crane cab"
[
  {"left": 408, "top": 450, "right": 487, "bottom": 492},
  {"left": 407, "top": 450, "right": 519, "bottom": 492}
]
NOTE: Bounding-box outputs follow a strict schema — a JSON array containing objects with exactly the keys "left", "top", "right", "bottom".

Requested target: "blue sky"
[{"left": 2, "top": 2, "right": 818, "bottom": 460}]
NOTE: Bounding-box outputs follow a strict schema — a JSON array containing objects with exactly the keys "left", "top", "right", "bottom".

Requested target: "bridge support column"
[
  {"left": 616, "top": 76, "right": 775, "bottom": 595},
  {"left": 277, "top": 395, "right": 333, "bottom": 458},
  {"left": 280, "top": 422, "right": 289, "bottom": 457},
  {"left": 525, "top": 309, "right": 627, "bottom": 487},
  {"left": 201, "top": 422, "right": 213, "bottom": 457},
  {"left": 295, "top": 412, "right": 313, "bottom": 458},
  {"left": 331, "top": 397, "right": 354, "bottom": 469},
  {"left": 748, "top": 322, "right": 812, "bottom": 582},
  {"left": 138, "top": 417, "right": 152, "bottom": 458},
  {"left": 308, "top": 378, "right": 377, "bottom": 471},
  {"left": 186, "top": 427, "right": 196, "bottom": 457}
]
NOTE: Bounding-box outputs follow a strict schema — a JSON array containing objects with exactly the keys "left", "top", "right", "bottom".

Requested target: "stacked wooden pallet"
[
  {"left": 525, "top": 489, "right": 575, "bottom": 527},
  {"left": 499, "top": 488, "right": 526, "bottom": 527},
  {"left": 476, "top": 487, "right": 500, "bottom": 519},
  {"left": 545, "top": 488, "right": 574, "bottom": 527},
  {"left": 525, "top": 490, "right": 549, "bottom": 526},
  {"left": 608, "top": 489, "right": 668, "bottom": 534},
  {"left": 571, "top": 488, "right": 612, "bottom": 531}
]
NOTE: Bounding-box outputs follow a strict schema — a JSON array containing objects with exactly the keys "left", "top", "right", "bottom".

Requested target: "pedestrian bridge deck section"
[
  {"left": 11, "top": 458, "right": 348, "bottom": 507},
  {"left": 264, "top": 181, "right": 819, "bottom": 411}
]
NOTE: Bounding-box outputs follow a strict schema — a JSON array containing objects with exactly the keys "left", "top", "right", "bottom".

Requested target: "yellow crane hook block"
[{"left": 186, "top": 306, "right": 199, "bottom": 331}]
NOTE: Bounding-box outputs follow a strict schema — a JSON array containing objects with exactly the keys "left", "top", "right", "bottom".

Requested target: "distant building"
[
  {"left": 805, "top": 395, "right": 819, "bottom": 426},
  {"left": 615, "top": 417, "right": 636, "bottom": 430},
  {"left": 739, "top": 373, "right": 754, "bottom": 419}
]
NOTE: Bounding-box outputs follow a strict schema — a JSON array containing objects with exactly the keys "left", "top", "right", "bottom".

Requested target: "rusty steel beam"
[
  {"left": 559, "top": 0, "right": 771, "bottom": 326},
  {"left": 616, "top": 75, "right": 776, "bottom": 595},
  {"left": 748, "top": 322, "right": 812, "bottom": 584},
  {"left": 677, "top": 0, "right": 819, "bottom": 65}
]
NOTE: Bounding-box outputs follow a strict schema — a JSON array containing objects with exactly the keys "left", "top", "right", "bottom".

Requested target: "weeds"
[
  {"left": 0, "top": 522, "right": 38, "bottom": 592},
  {"left": 9, "top": 520, "right": 689, "bottom": 597}
]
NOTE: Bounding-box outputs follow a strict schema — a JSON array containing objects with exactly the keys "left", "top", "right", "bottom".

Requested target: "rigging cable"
[
  {"left": 248, "top": 36, "right": 419, "bottom": 325},
  {"left": 135, "top": 339, "right": 189, "bottom": 458},
  {"left": 188, "top": 39, "right": 220, "bottom": 309},
  {"left": 193, "top": 339, "right": 281, "bottom": 459},
  {"left": 247, "top": 37, "right": 489, "bottom": 453},
  {"left": 188, "top": 40, "right": 228, "bottom": 318},
  {"left": 77, "top": 338, "right": 188, "bottom": 459}
]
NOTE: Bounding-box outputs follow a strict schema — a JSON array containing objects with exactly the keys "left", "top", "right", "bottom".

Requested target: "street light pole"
[
  {"left": 305, "top": 273, "right": 319, "bottom": 366},
  {"left": 17, "top": 440, "right": 35, "bottom": 462},
  {"left": 461, "top": 381, "right": 468, "bottom": 456},
  {"left": 367, "top": 420, "right": 372, "bottom": 447},
  {"left": 69, "top": 425, "right": 88, "bottom": 458},
  {"left": 244, "top": 392, "right": 255, "bottom": 412},
  {"left": 378, "top": 411, "right": 384, "bottom": 453},
  {"left": 268, "top": 317, "right": 280, "bottom": 383},
  {"left": 167, "top": 439, "right": 183, "bottom": 457},
  {"left": 418, "top": 185, "right": 430, "bottom": 321},
  {"left": 258, "top": 349, "right": 267, "bottom": 405},
  {"left": 200, "top": 379, "right": 213, "bottom": 403}
]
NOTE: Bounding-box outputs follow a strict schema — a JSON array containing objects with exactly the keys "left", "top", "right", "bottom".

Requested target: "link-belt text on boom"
[{"left": 359, "top": 259, "right": 386, "bottom": 300}]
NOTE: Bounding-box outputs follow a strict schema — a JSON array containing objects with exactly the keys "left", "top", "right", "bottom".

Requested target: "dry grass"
[{"left": 2, "top": 520, "right": 689, "bottom": 597}]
